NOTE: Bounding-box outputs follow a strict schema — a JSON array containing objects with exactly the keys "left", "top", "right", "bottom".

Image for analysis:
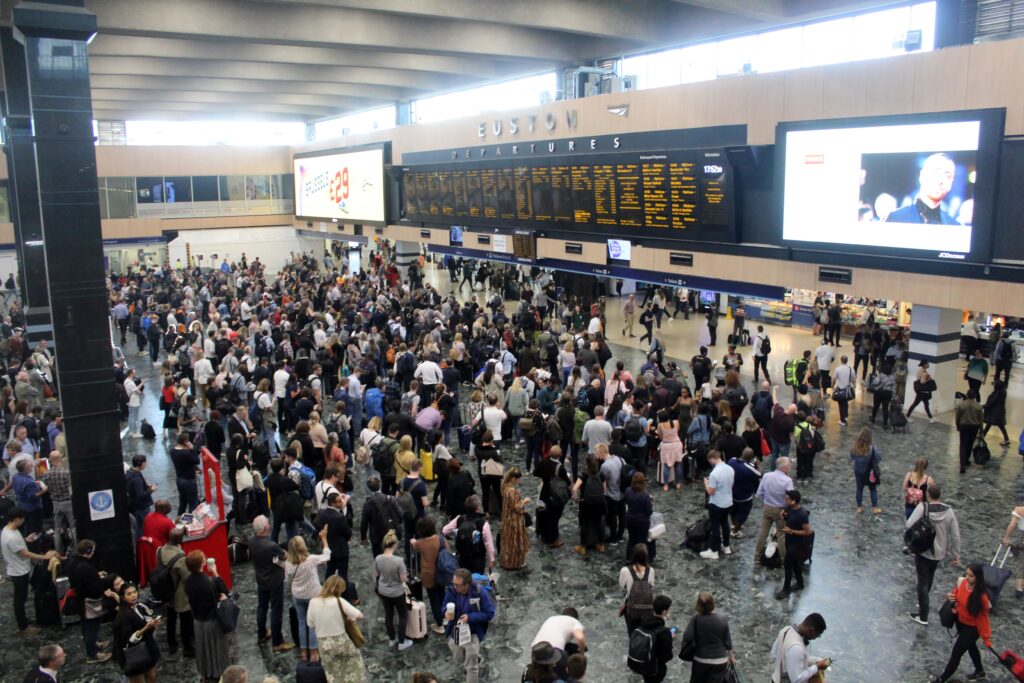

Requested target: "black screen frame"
[
  {"left": 293, "top": 141, "right": 392, "bottom": 226},
  {"left": 775, "top": 108, "right": 1005, "bottom": 265}
]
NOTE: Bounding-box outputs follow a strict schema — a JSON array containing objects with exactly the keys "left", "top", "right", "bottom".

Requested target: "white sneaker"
[
  {"left": 929, "top": 418, "right": 936, "bottom": 424},
  {"left": 388, "top": 639, "right": 398, "bottom": 647},
  {"left": 722, "top": 546, "right": 732, "bottom": 555},
  {"left": 699, "top": 549, "right": 719, "bottom": 560},
  {"left": 398, "top": 639, "right": 414, "bottom": 651}
]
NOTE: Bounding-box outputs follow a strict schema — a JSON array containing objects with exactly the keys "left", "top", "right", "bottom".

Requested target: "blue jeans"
[
  {"left": 257, "top": 584, "right": 285, "bottom": 645},
  {"left": 855, "top": 474, "right": 878, "bottom": 507},
  {"left": 769, "top": 438, "right": 790, "bottom": 471},
  {"left": 292, "top": 597, "right": 317, "bottom": 650},
  {"left": 271, "top": 516, "right": 315, "bottom": 544},
  {"left": 261, "top": 423, "right": 279, "bottom": 457},
  {"left": 127, "top": 405, "right": 141, "bottom": 434},
  {"left": 662, "top": 461, "right": 683, "bottom": 483},
  {"left": 525, "top": 434, "right": 543, "bottom": 471}
]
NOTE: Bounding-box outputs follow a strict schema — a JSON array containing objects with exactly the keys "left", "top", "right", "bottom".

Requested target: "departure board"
[{"left": 400, "top": 147, "right": 734, "bottom": 242}]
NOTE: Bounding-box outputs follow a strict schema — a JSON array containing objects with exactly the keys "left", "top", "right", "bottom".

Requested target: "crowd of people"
[{"left": 0, "top": 243, "right": 1018, "bottom": 683}]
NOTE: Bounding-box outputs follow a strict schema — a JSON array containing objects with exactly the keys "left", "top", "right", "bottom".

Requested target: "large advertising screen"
[
  {"left": 294, "top": 146, "right": 386, "bottom": 224},
  {"left": 399, "top": 147, "right": 735, "bottom": 244},
  {"left": 778, "top": 109, "right": 1005, "bottom": 263}
]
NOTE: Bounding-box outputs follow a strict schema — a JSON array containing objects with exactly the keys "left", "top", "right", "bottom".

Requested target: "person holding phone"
[
  {"left": 770, "top": 612, "right": 830, "bottom": 683},
  {"left": 112, "top": 582, "right": 161, "bottom": 683}
]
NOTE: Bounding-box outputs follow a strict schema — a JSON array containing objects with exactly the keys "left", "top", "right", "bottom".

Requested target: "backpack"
[
  {"left": 455, "top": 515, "right": 486, "bottom": 564},
  {"left": 582, "top": 474, "right": 605, "bottom": 504},
  {"left": 795, "top": 423, "right": 815, "bottom": 455},
  {"left": 867, "top": 372, "right": 882, "bottom": 393},
  {"left": 624, "top": 416, "right": 643, "bottom": 442},
  {"left": 140, "top": 420, "right": 156, "bottom": 440},
  {"left": 617, "top": 456, "right": 637, "bottom": 493},
  {"left": 400, "top": 393, "right": 416, "bottom": 415},
  {"left": 435, "top": 537, "right": 459, "bottom": 587},
  {"left": 760, "top": 335, "right": 771, "bottom": 355},
  {"left": 627, "top": 624, "right": 657, "bottom": 675},
  {"left": 573, "top": 409, "right": 588, "bottom": 444},
  {"left": 625, "top": 566, "right": 654, "bottom": 619},
  {"left": 397, "top": 478, "right": 418, "bottom": 522},
  {"left": 372, "top": 493, "right": 401, "bottom": 538},
  {"left": 784, "top": 358, "right": 801, "bottom": 386},
  {"left": 149, "top": 552, "right": 184, "bottom": 604},
  {"left": 751, "top": 392, "right": 773, "bottom": 423},
  {"left": 549, "top": 475, "right": 571, "bottom": 507},
  {"left": 544, "top": 337, "right": 559, "bottom": 362},
  {"left": 1000, "top": 339, "right": 1014, "bottom": 363},
  {"left": 256, "top": 335, "right": 272, "bottom": 358},
  {"left": 372, "top": 438, "right": 395, "bottom": 474},
  {"left": 688, "top": 415, "right": 710, "bottom": 446},
  {"left": 575, "top": 386, "right": 589, "bottom": 411},
  {"left": 293, "top": 464, "right": 316, "bottom": 501},
  {"left": 904, "top": 501, "right": 937, "bottom": 554},
  {"left": 544, "top": 417, "right": 562, "bottom": 444},
  {"left": 397, "top": 352, "right": 416, "bottom": 377},
  {"left": 249, "top": 393, "right": 264, "bottom": 425},
  {"left": 177, "top": 346, "right": 192, "bottom": 369}
]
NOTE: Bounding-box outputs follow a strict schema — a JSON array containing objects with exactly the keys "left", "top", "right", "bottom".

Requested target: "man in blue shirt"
[
  {"left": 111, "top": 301, "right": 130, "bottom": 346},
  {"left": 443, "top": 568, "right": 496, "bottom": 683},
  {"left": 11, "top": 458, "right": 45, "bottom": 535},
  {"left": 755, "top": 456, "right": 795, "bottom": 566},
  {"left": 701, "top": 449, "right": 734, "bottom": 560}
]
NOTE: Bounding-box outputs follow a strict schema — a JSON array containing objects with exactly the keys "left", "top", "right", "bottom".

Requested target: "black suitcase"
[
  {"left": 289, "top": 604, "right": 300, "bottom": 647},
  {"left": 31, "top": 565, "right": 60, "bottom": 626},
  {"left": 227, "top": 536, "right": 249, "bottom": 565},
  {"left": 295, "top": 660, "right": 328, "bottom": 683}
]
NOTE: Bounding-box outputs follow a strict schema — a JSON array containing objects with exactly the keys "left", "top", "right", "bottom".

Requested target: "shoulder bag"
[
  {"left": 339, "top": 597, "right": 366, "bottom": 648},
  {"left": 216, "top": 594, "right": 241, "bottom": 633},
  {"left": 123, "top": 638, "right": 153, "bottom": 672},
  {"left": 679, "top": 615, "right": 699, "bottom": 661}
]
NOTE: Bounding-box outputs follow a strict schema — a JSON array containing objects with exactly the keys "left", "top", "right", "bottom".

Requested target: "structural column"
[
  {"left": 394, "top": 239, "right": 419, "bottom": 282},
  {"left": 11, "top": 0, "right": 132, "bottom": 577},
  {"left": 0, "top": 25, "right": 54, "bottom": 351},
  {"left": 906, "top": 304, "right": 963, "bottom": 415}
]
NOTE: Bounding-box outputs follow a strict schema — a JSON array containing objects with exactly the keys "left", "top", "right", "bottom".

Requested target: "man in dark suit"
[
  {"left": 315, "top": 491, "right": 358, "bottom": 603},
  {"left": 227, "top": 405, "right": 254, "bottom": 443},
  {"left": 885, "top": 153, "right": 959, "bottom": 225},
  {"left": 23, "top": 643, "right": 64, "bottom": 682}
]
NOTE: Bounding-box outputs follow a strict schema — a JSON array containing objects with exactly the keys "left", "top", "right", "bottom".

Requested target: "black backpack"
[
  {"left": 617, "top": 456, "right": 637, "bottom": 493},
  {"left": 582, "top": 474, "right": 605, "bottom": 504},
  {"left": 149, "top": 552, "right": 184, "bottom": 604},
  {"left": 372, "top": 493, "right": 401, "bottom": 539},
  {"left": 760, "top": 335, "right": 771, "bottom": 355},
  {"left": 625, "top": 566, "right": 654, "bottom": 619},
  {"left": 372, "top": 438, "right": 395, "bottom": 475},
  {"left": 455, "top": 515, "right": 486, "bottom": 564},
  {"left": 904, "top": 501, "right": 937, "bottom": 554},
  {"left": 397, "top": 352, "right": 416, "bottom": 377},
  {"left": 627, "top": 624, "right": 657, "bottom": 675},
  {"left": 795, "top": 423, "right": 815, "bottom": 455},
  {"left": 624, "top": 416, "right": 643, "bottom": 442},
  {"left": 140, "top": 420, "right": 156, "bottom": 440}
]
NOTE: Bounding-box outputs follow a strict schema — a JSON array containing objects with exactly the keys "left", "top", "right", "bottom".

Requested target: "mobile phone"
[{"left": 669, "top": 626, "right": 679, "bottom": 636}]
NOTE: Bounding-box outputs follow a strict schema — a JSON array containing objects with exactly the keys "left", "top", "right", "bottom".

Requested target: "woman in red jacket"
[{"left": 933, "top": 563, "right": 991, "bottom": 682}]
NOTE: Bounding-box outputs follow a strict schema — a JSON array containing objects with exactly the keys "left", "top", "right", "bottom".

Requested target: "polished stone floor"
[{"left": 2, "top": 264, "right": 1023, "bottom": 682}]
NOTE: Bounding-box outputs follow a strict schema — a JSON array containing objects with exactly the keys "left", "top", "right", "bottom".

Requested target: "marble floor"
[{"left": 3, "top": 263, "right": 1024, "bottom": 682}]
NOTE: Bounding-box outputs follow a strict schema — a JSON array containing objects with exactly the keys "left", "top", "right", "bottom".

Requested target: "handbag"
[
  {"left": 648, "top": 512, "right": 666, "bottom": 541},
  {"left": 759, "top": 429, "right": 771, "bottom": 458},
  {"left": 523, "top": 511, "right": 533, "bottom": 528},
  {"left": 723, "top": 661, "right": 741, "bottom": 683},
  {"left": 679, "top": 616, "right": 699, "bottom": 661},
  {"left": 938, "top": 599, "right": 957, "bottom": 629},
  {"left": 869, "top": 449, "right": 882, "bottom": 485},
  {"left": 123, "top": 639, "right": 153, "bottom": 672},
  {"left": 338, "top": 597, "right": 365, "bottom": 648},
  {"left": 216, "top": 596, "right": 241, "bottom": 633}
]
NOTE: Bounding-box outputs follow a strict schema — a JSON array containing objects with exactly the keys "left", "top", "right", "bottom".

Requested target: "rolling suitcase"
[
  {"left": 419, "top": 449, "right": 435, "bottom": 481},
  {"left": 457, "top": 425, "right": 472, "bottom": 452},
  {"left": 406, "top": 598, "right": 428, "bottom": 639},
  {"left": 984, "top": 544, "right": 1013, "bottom": 608},
  {"left": 295, "top": 660, "right": 328, "bottom": 683},
  {"left": 56, "top": 576, "right": 79, "bottom": 626},
  {"left": 990, "top": 646, "right": 1024, "bottom": 682}
]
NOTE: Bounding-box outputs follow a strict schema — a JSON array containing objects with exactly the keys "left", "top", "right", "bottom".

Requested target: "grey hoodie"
[{"left": 905, "top": 502, "right": 961, "bottom": 562}]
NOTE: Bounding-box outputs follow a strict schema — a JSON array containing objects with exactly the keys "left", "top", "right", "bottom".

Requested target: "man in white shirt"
[
  {"left": 476, "top": 394, "right": 505, "bottom": 445},
  {"left": 314, "top": 465, "right": 342, "bottom": 511},
  {"left": 701, "top": 449, "right": 735, "bottom": 560},
  {"left": 750, "top": 324, "right": 771, "bottom": 385},
  {"left": 414, "top": 356, "right": 443, "bottom": 405},
  {"left": 531, "top": 608, "right": 587, "bottom": 674},
  {"left": 239, "top": 300, "right": 252, "bottom": 322},
  {"left": 814, "top": 341, "right": 835, "bottom": 398},
  {"left": 770, "top": 613, "right": 830, "bottom": 683},
  {"left": 192, "top": 350, "right": 215, "bottom": 410},
  {"left": 831, "top": 355, "right": 856, "bottom": 426},
  {"left": 3, "top": 507, "right": 59, "bottom": 634},
  {"left": 123, "top": 369, "right": 145, "bottom": 437}
]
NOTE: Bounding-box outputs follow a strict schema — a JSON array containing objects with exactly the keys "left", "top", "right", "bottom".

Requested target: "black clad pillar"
[
  {"left": 0, "top": 25, "right": 54, "bottom": 351},
  {"left": 12, "top": 0, "right": 132, "bottom": 578}
]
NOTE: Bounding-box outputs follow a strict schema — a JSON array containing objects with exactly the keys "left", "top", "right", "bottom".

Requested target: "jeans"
[
  {"left": 915, "top": 554, "right": 939, "bottom": 622},
  {"left": 560, "top": 440, "right": 580, "bottom": 481},
  {"left": 128, "top": 404, "right": 141, "bottom": 434},
  {"left": 661, "top": 461, "right": 683, "bottom": 484},
  {"left": 11, "top": 573, "right": 29, "bottom": 630},
  {"left": 426, "top": 585, "right": 445, "bottom": 626},
  {"left": 166, "top": 608, "right": 195, "bottom": 653},
  {"left": 753, "top": 355, "right": 770, "bottom": 383},
  {"left": 783, "top": 541, "right": 805, "bottom": 590},
  {"left": 939, "top": 622, "right": 984, "bottom": 680},
  {"left": 176, "top": 476, "right": 199, "bottom": 514},
  {"left": 871, "top": 392, "right": 891, "bottom": 426},
  {"left": 854, "top": 474, "right": 878, "bottom": 507},
  {"left": 52, "top": 499, "right": 75, "bottom": 554},
  {"left": 292, "top": 597, "right": 317, "bottom": 650},
  {"left": 525, "top": 434, "right": 543, "bottom": 471},
  {"left": 132, "top": 509, "right": 149, "bottom": 541},
  {"left": 708, "top": 503, "right": 730, "bottom": 552},
  {"left": 769, "top": 438, "right": 790, "bottom": 471},
  {"left": 449, "top": 634, "right": 482, "bottom": 683},
  {"left": 380, "top": 594, "right": 409, "bottom": 642},
  {"left": 257, "top": 584, "right": 285, "bottom": 645},
  {"left": 907, "top": 394, "right": 932, "bottom": 419},
  {"left": 149, "top": 340, "right": 160, "bottom": 363},
  {"left": 271, "top": 516, "right": 315, "bottom": 545},
  {"left": 605, "top": 496, "right": 625, "bottom": 541}
]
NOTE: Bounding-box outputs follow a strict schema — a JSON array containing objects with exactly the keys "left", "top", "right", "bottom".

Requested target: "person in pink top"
[{"left": 656, "top": 409, "right": 684, "bottom": 492}]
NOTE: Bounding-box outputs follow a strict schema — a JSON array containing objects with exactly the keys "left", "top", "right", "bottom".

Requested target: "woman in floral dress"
[{"left": 499, "top": 467, "right": 531, "bottom": 570}]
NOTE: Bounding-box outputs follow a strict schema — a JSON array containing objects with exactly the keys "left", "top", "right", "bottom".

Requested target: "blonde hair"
[
  {"left": 367, "top": 416, "right": 382, "bottom": 432},
  {"left": 318, "top": 574, "right": 347, "bottom": 599},
  {"left": 286, "top": 535, "right": 309, "bottom": 565},
  {"left": 309, "top": 411, "right": 320, "bottom": 424},
  {"left": 400, "top": 435, "right": 413, "bottom": 451},
  {"left": 382, "top": 529, "right": 399, "bottom": 549}
]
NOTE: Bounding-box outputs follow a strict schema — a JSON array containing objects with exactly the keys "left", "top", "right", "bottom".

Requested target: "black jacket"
[
  {"left": 315, "top": 506, "right": 352, "bottom": 557},
  {"left": 638, "top": 615, "right": 673, "bottom": 680}
]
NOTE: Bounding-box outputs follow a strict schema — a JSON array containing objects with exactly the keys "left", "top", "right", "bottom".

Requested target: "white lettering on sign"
[{"left": 704, "top": 165, "right": 724, "bottom": 174}]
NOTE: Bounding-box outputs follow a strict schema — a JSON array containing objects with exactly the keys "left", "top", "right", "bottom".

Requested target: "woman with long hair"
[
  {"left": 619, "top": 543, "right": 654, "bottom": 636},
  {"left": 657, "top": 410, "right": 684, "bottom": 492},
  {"left": 305, "top": 575, "right": 365, "bottom": 683},
  {"left": 374, "top": 530, "right": 413, "bottom": 651},
  {"left": 849, "top": 428, "right": 882, "bottom": 514},
  {"left": 284, "top": 528, "right": 331, "bottom": 662},
  {"left": 499, "top": 467, "right": 531, "bottom": 570},
  {"left": 934, "top": 564, "right": 991, "bottom": 682},
  {"left": 902, "top": 458, "right": 934, "bottom": 520},
  {"left": 982, "top": 379, "right": 1011, "bottom": 446},
  {"left": 907, "top": 360, "right": 936, "bottom": 423},
  {"left": 572, "top": 455, "right": 606, "bottom": 556},
  {"left": 112, "top": 582, "right": 161, "bottom": 683}
]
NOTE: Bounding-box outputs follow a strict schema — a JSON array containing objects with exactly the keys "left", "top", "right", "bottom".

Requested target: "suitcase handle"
[{"left": 992, "top": 543, "right": 1011, "bottom": 568}]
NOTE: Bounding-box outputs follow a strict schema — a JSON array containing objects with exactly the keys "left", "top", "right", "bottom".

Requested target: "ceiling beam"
[
  {"left": 90, "top": 74, "right": 404, "bottom": 102},
  {"left": 91, "top": 99, "right": 337, "bottom": 117},
  {"left": 91, "top": 88, "right": 385, "bottom": 110},
  {"left": 87, "top": 35, "right": 537, "bottom": 78},
  {"left": 87, "top": 56, "right": 466, "bottom": 93},
  {"left": 93, "top": 109, "right": 307, "bottom": 123},
  {"left": 668, "top": 0, "right": 785, "bottom": 22},
  {"left": 86, "top": 0, "right": 635, "bottom": 61}
]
